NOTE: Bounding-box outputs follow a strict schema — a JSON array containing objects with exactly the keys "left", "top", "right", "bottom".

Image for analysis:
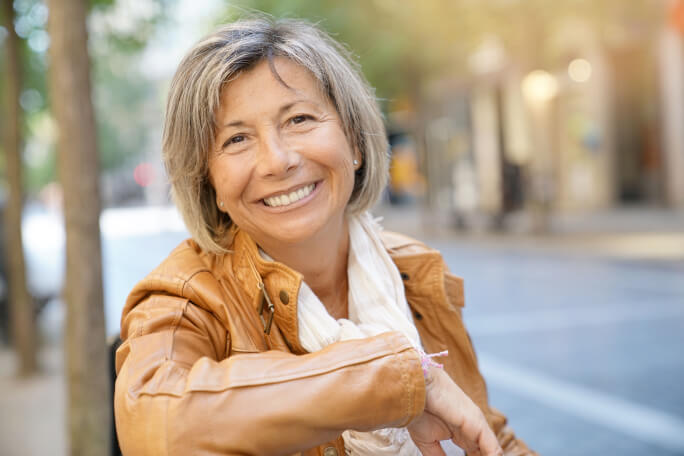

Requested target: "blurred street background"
[{"left": 1, "top": 0, "right": 683, "bottom": 455}]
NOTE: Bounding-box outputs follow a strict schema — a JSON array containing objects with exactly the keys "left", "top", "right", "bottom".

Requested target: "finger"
[
  {"left": 449, "top": 413, "right": 493, "bottom": 456},
  {"left": 452, "top": 409, "right": 484, "bottom": 449},
  {"left": 414, "top": 441, "right": 447, "bottom": 456},
  {"left": 476, "top": 422, "right": 503, "bottom": 456},
  {"left": 451, "top": 437, "right": 480, "bottom": 456},
  {"left": 449, "top": 427, "right": 480, "bottom": 456}
]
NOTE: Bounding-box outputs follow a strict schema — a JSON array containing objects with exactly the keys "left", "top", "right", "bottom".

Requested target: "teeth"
[{"left": 264, "top": 183, "right": 315, "bottom": 207}]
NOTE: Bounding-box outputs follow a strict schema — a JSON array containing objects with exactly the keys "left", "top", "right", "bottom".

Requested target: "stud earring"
[
  {"left": 219, "top": 201, "right": 224, "bottom": 208},
  {"left": 353, "top": 159, "right": 359, "bottom": 166}
]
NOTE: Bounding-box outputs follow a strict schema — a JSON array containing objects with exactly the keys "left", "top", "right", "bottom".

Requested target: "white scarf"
[{"left": 296, "top": 212, "right": 422, "bottom": 456}]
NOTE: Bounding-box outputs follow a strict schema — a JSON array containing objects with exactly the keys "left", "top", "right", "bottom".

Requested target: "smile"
[{"left": 263, "top": 183, "right": 316, "bottom": 208}]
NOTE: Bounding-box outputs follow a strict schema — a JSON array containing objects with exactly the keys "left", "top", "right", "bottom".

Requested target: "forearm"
[{"left": 115, "top": 332, "right": 425, "bottom": 455}]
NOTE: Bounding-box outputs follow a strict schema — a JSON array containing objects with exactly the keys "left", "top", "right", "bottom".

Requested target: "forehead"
[{"left": 218, "top": 57, "right": 328, "bottom": 110}]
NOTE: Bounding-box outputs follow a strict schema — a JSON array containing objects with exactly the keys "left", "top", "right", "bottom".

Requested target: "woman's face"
[{"left": 209, "top": 57, "right": 361, "bottom": 249}]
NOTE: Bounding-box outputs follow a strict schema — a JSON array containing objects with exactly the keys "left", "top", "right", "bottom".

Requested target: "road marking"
[
  {"left": 466, "top": 304, "right": 684, "bottom": 335},
  {"left": 478, "top": 353, "right": 684, "bottom": 453}
]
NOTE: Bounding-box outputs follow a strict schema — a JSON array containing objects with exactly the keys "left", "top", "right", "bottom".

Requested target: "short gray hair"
[{"left": 163, "top": 16, "right": 389, "bottom": 253}]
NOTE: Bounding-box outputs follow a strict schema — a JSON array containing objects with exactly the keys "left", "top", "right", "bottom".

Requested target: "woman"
[{"left": 114, "top": 17, "right": 536, "bottom": 456}]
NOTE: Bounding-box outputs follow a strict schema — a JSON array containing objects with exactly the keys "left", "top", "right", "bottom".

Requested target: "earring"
[
  {"left": 219, "top": 201, "right": 224, "bottom": 208},
  {"left": 353, "top": 159, "right": 359, "bottom": 166}
]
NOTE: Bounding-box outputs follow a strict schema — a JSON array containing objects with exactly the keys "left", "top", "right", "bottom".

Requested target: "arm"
[{"left": 114, "top": 293, "right": 425, "bottom": 456}]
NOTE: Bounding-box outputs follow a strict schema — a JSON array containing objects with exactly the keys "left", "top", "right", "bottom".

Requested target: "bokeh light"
[
  {"left": 133, "top": 162, "right": 154, "bottom": 187},
  {"left": 521, "top": 70, "right": 559, "bottom": 104},
  {"left": 568, "top": 58, "right": 592, "bottom": 83}
]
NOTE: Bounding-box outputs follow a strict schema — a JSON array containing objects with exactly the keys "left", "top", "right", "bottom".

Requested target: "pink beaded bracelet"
[{"left": 419, "top": 349, "right": 449, "bottom": 376}]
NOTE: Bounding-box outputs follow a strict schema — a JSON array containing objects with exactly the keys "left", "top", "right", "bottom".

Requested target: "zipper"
[{"left": 256, "top": 282, "right": 275, "bottom": 335}]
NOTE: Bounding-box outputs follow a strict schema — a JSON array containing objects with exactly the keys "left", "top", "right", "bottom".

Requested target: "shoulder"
[
  {"left": 152, "top": 238, "right": 214, "bottom": 281},
  {"left": 381, "top": 230, "right": 464, "bottom": 301},
  {"left": 380, "top": 230, "right": 450, "bottom": 277},
  {"left": 380, "top": 230, "right": 439, "bottom": 257},
  {"left": 122, "top": 238, "right": 229, "bottom": 318}
]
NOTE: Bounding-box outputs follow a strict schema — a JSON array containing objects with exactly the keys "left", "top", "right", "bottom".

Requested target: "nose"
[{"left": 255, "top": 131, "right": 301, "bottom": 178}]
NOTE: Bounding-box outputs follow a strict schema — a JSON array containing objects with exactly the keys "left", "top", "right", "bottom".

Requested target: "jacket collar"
[
  {"left": 230, "top": 228, "right": 308, "bottom": 353},
  {"left": 229, "top": 227, "right": 448, "bottom": 353}
]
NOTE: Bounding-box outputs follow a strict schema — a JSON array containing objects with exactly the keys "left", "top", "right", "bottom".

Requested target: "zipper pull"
[
  {"left": 263, "top": 288, "right": 275, "bottom": 335},
  {"left": 257, "top": 282, "right": 275, "bottom": 335}
]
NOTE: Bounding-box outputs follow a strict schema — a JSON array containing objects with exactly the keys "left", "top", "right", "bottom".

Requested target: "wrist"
[
  {"left": 418, "top": 349, "right": 448, "bottom": 390},
  {"left": 418, "top": 349, "right": 448, "bottom": 376},
  {"left": 423, "top": 364, "right": 438, "bottom": 392}
]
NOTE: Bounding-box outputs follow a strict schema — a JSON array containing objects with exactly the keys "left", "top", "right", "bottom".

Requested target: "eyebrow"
[{"left": 220, "top": 99, "right": 319, "bottom": 130}]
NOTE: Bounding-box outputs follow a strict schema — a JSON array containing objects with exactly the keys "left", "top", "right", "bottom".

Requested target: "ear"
[
  {"left": 215, "top": 194, "right": 225, "bottom": 212},
  {"left": 353, "top": 147, "right": 363, "bottom": 171}
]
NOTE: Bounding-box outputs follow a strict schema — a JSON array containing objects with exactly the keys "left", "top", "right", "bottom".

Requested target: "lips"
[{"left": 262, "top": 183, "right": 316, "bottom": 208}]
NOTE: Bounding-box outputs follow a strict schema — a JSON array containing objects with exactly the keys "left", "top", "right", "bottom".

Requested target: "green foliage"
[
  {"left": 225, "top": 0, "right": 664, "bottom": 105},
  {"left": 25, "top": 143, "right": 56, "bottom": 190},
  {"left": 222, "top": 0, "right": 424, "bottom": 102},
  {"left": 92, "top": 57, "right": 157, "bottom": 171},
  {"left": 1, "top": 0, "right": 171, "bottom": 195},
  {"left": 89, "top": 0, "right": 172, "bottom": 52},
  {"left": 89, "top": 0, "right": 116, "bottom": 9}
]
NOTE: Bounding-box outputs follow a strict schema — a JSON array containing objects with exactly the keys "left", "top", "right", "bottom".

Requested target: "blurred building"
[
  {"left": 417, "top": 1, "right": 684, "bottom": 228},
  {"left": 387, "top": 132, "right": 425, "bottom": 205}
]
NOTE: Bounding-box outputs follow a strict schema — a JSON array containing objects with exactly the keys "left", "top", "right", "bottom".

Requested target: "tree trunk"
[
  {"left": 46, "top": 0, "right": 110, "bottom": 454},
  {"left": 1, "top": 0, "right": 38, "bottom": 376}
]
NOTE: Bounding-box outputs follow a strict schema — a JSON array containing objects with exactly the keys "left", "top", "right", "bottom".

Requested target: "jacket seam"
[
  {"left": 426, "top": 257, "right": 448, "bottom": 348},
  {"left": 180, "top": 269, "right": 212, "bottom": 297},
  {"left": 134, "top": 339, "right": 415, "bottom": 398},
  {"left": 167, "top": 299, "right": 188, "bottom": 362},
  {"left": 178, "top": 272, "right": 225, "bottom": 359},
  {"left": 220, "top": 352, "right": 410, "bottom": 390},
  {"left": 401, "top": 351, "right": 410, "bottom": 426},
  {"left": 217, "top": 340, "right": 414, "bottom": 388}
]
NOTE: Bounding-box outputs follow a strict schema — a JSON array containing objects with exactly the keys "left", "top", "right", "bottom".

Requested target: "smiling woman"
[
  {"left": 209, "top": 58, "right": 360, "bottom": 254},
  {"left": 113, "top": 16, "right": 536, "bottom": 456}
]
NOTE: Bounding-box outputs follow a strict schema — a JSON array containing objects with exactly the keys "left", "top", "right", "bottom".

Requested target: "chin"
[
  {"left": 269, "top": 226, "right": 323, "bottom": 245},
  {"left": 259, "top": 216, "right": 333, "bottom": 247}
]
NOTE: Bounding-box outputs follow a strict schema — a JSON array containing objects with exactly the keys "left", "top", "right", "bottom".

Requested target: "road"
[
  {"left": 1, "top": 204, "right": 683, "bottom": 455},
  {"left": 431, "top": 240, "right": 684, "bottom": 456}
]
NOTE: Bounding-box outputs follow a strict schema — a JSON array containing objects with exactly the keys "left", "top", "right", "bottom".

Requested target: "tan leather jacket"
[{"left": 114, "top": 228, "right": 536, "bottom": 456}]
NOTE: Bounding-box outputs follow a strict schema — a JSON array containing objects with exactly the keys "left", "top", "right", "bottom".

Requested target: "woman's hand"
[{"left": 408, "top": 368, "right": 503, "bottom": 456}]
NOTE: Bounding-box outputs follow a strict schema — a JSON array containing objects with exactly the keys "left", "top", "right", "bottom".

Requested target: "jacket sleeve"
[{"left": 114, "top": 293, "right": 425, "bottom": 456}]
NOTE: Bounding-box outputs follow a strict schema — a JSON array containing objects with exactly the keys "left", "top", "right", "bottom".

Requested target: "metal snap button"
[
  {"left": 323, "top": 447, "right": 338, "bottom": 456},
  {"left": 279, "top": 290, "right": 289, "bottom": 305}
]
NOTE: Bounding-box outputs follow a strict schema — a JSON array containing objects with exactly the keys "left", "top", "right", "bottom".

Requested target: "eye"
[
  {"left": 290, "top": 114, "right": 312, "bottom": 125},
  {"left": 223, "top": 134, "right": 245, "bottom": 148}
]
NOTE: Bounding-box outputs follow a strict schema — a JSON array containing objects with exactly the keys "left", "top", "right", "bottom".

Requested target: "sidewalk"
[
  {"left": 374, "top": 204, "right": 684, "bottom": 261},
  {"left": 0, "top": 346, "right": 66, "bottom": 456}
]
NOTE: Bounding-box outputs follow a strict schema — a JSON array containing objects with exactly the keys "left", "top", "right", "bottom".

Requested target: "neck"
[{"left": 257, "top": 213, "right": 350, "bottom": 318}]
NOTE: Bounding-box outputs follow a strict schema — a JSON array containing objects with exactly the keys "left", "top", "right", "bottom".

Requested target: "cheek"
[
  {"left": 314, "top": 131, "right": 356, "bottom": 176},
  {"left": 210, "top": 159, "right": 251, "bottom": 202}
]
